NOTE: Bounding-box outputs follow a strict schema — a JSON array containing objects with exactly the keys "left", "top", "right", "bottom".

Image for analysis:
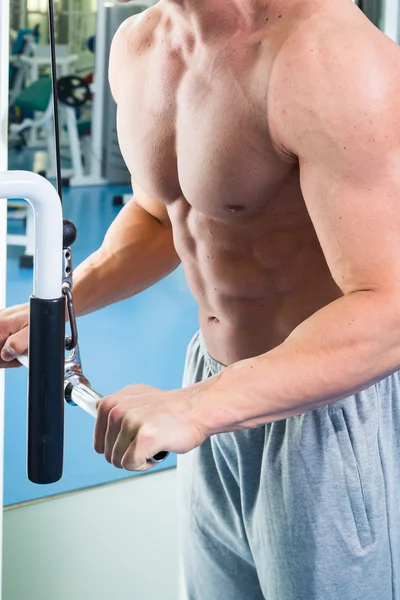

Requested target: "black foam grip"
[{"left": 28, "top": 296, "right": 65, "bottom": 484}]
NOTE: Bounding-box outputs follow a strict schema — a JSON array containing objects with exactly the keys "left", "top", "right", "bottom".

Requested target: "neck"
[{"left": 163, "top": 0, "right": 280, "bottom": 39}]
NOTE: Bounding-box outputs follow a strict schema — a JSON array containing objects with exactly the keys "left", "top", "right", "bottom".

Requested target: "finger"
[
  {"left": 110, "top": 416, "right": 137, "bottom": 468},
  {"left": 1, "top": 328, "right": 29, "bottom": 362},
  {"left": 94, "top": 396, "right": 119, "bottom": 454},
  {"left": 121, "top": 441, "right": 154, "bottom": 472},
  {"left": 104, "top": 405, "right": 129, "bottom": 463},
  {"left": 120, "top": 425, "right": 159, "bottom": 471}
]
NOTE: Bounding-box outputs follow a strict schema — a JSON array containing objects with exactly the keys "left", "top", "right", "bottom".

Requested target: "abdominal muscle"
[{"left": 169, "top": 198, "right": 343, "bottom": 366}]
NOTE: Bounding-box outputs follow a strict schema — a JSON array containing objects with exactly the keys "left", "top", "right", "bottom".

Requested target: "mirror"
[{"left": 5, "top": 0, "right": 182, "bottom": 598}]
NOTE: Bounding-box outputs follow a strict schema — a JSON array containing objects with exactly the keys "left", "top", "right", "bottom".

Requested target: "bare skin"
[
  {"left": 2, "top": 0, "right": 400, "bottom": 471},
  {"left": 110, "top": 0, "right": 344, "bottom": 366}
]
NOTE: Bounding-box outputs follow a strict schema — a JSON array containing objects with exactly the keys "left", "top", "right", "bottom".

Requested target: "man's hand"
[
  {"left": 94, "top": 384, "right": 206, "bottom": 472},
  {"left": 0, "top": 304, "right": 29, "bottom": 368}
]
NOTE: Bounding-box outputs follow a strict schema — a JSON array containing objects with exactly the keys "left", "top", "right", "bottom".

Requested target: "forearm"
[
  {"left": 72, "top": 201, "right": 180, "bottom": 317},
  {"left": 193, "top": 290, "right": 400, "bottom": 435}
]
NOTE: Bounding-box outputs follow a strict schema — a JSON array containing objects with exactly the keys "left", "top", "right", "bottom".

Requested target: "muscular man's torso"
[{"left": 114, "top": 0, "right": 362, "bottom": 365}]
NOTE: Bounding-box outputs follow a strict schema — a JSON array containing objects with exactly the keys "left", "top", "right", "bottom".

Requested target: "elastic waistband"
[{"left": 198, "top": 330, "right": 226, "bottom": 376}]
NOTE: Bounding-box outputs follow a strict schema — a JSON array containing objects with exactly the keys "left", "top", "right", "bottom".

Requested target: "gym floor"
[{"left": 5, "top": 149, "right": 198, "bottom": 506}]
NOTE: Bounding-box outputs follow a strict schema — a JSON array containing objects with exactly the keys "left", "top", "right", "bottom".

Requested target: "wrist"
[
  {"left": 186, "top": 370, "right": 232, "bottom": 438},
  {"left": 187, "top": 357, "right": 264, "bottom": 438}
]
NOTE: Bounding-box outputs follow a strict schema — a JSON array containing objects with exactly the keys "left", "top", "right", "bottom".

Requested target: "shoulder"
[
  {"left": 108, "top": 4, "right": 165, "bottom": 102},
  {"left": 269, "top": 4, "right": 400, "bottom": 156}
]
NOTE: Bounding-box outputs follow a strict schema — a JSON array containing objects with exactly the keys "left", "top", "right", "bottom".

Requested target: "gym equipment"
[
  {"left": 0, "top": 170, "right": 170, "bottom": 484},
  {"left": 9, "top": 25, "right": 40, "bottom": 105},
  {"left": 8, "top": 73, "right": 94, "bottom": 267},
  {"left": 57, "top": 75, "right": 91, "bottom": 108},
  {"left": 16, "top": 217, "right": 167, "bottom": 464},
  {"left": 10, "top": 75, "right": 90, "bottom": 186},
  {"left": 15, "top": 44, "right": 78, "bottom": 87},
  {"left": 1, "top": 171, "right": 65, "bottom": 483},
  {"left": 10, "top": 44, "right": 78, "bottom": 150},
  {"left": 0, "top": 0, "right": 169, "bottom": 485},
  {"left": 7, "top": 76, "right": 81, "bottom": 267},
  {"left": 11, "top": 25, "right": 40, "bottom": 56},
  {"left": 7, "top": 198, "right": 35, "bottom": 268},
  {"left": 17, "top": 350, "right": 169, "bottom": 464}
]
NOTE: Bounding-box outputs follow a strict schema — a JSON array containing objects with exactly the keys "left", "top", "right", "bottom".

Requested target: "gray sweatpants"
[{"left": 178, "top": 331, "right": 400, "bottom": 600}]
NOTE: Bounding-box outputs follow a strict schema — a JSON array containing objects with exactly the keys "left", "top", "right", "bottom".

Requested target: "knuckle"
[
  {"left": 137, "top": 423, "right": 157, "bottom": 447},
  {"left": 108, "top": 405, "right": 125, "bottom": 425},
  {"left": 121, "top": 412, "right": 137, "bottom": 431},
  {"left": 128, "top": 384, "right": 154, "bottom": 395},
  {"left": 97, "top": 397, "right": 115, "bottom": 416},
  {"left": 121, "top": 454, "right": 141, "bottom": 472}
]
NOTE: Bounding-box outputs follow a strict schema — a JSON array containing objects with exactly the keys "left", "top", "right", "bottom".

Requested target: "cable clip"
[
  {"left": 62, "top": 241, "right": 78, "bottom": 352},
  {"left": 63, "top": 285, "right": 78, "bottom": 351}
]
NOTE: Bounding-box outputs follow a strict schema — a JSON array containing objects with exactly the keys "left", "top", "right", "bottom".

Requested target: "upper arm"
[
  {"left": 102, "top": 178, "right": 175, "bottom": 257},
  {"left": 271, "top": 19, "right": 400, "bottom": 295},
  {"left": 108, "top": 12, "right": 171, "bottom": 228},
  {"left": 108, "top": 6, "right": 160, "bottom": 103}
]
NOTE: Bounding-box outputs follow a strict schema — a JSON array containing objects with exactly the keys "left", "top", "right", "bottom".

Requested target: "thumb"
[{"left": 1, "top": 327, "right": 29, "bottom": 362}]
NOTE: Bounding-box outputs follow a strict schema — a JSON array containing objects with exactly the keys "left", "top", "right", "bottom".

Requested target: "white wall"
[{"left": 3, "top": 469, "right": 181, "bottom": 600}]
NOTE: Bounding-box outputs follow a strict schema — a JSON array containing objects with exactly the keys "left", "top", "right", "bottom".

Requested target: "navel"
[{"left": 224, "top": 204, "right": 246, "bottom": 213}]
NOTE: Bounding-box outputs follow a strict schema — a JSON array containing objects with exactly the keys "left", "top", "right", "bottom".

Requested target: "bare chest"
[{"left": 116, "top": 41, "right": 295, "bottom": 217}]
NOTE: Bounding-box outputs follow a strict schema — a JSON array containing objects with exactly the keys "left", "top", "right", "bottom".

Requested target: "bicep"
[
  {"left": 299, "top": 149, "right": 400, "bottom": 294},
  {"left": 275, "top": 26, "right": 400, "bottom": 294}
]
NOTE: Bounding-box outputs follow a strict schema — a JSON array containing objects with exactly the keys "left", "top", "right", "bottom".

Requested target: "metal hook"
[{"left": 63, "top": 285, "right": 78, "bottom": 351}]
